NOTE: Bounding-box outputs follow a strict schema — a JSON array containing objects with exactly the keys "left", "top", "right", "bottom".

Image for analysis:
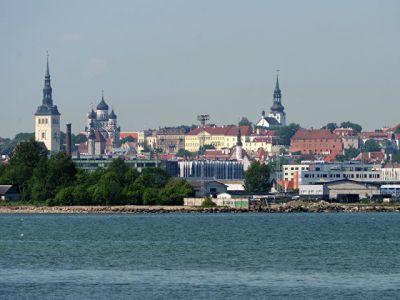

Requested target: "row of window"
[
  {"left": 37, "top": 118, "right": 58, "bottom": 125},
  {"left": 303, "top": 173, "right": 380, "bottom": 179}
]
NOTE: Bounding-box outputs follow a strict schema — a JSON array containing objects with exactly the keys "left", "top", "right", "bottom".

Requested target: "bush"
[
  {"left": 202, "top": 196, "right": 216, "bottom": 207},
  {"left": 143, "top": 188, "right": 159, "bottom": 205}
]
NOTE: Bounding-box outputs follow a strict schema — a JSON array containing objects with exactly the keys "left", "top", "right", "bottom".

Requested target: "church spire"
[
  {"left": 236, "top": 125, "right": 242, "bottom": 147},
  {"left": 271, "top": 70, "right": 284, "bottom": 113},
  {"left": 274, "top": 70, "right": 280, "bottom": 93},
  {"left": 43, "top": 52, "right": 53, "bottom": 106},
  {"left": 46, "top": 51, "right": 50, "bottom": 77}
]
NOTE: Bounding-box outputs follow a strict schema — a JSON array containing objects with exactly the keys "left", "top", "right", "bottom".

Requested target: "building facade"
[
  {"left": 156, "top": 127, "right": 187, "bottom": 154},
  {"left": 34, "top": 55, "right": 61, "bottom": 152},
  {"left": 290, "top": 129, "right": 343, "bottom": 155}
]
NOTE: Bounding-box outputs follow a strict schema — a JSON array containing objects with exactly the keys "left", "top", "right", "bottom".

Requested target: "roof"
[
  {"left": 35, "top": 104, "right": 61, "bottom": 116},
  {"left": 109, "top": 110, "right": 117, "bottom": 119},
  {"left": 120, "top": 132, "right": 140, "bottom": 139},
  {"left": 88, "top": 110, "right": 96, "bottom": 119},
  {"left": 292, "top": 129, "right": 340, "bottom": 140},
  {"left": 186, "top": 125, "right": 252, "bottom": 136},
  {"left": 96, "top": 97, "right": 109, "bottom": 111},
  {"left": 360, "top": 132, "right": 389, "bottom": 139},
  {"left": 256, "top": 116, "right": 280, "bottom": 127},
  {"left": 0, "top": 185, "right": 18, "bottom": 195}
]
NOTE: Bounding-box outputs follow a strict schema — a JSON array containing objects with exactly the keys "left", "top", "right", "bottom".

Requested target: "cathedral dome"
[{"left": 97, "top": 97, "right": 109, "bottom": 111}]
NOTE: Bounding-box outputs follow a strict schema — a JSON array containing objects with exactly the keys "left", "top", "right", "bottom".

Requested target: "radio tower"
[{"left": 197, "top": 114, "right": 210, "bottom": 197}]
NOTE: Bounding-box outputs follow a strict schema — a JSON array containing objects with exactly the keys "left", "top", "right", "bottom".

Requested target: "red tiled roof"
[
  {"left": 120, "top": 132, "right": 139, "bottom": 139},
  {"left": 360, "top": 132, "right": 389, "bottom": 139},
  {"left": 292, "top": 129, "right": 339, "bottom": 140}
]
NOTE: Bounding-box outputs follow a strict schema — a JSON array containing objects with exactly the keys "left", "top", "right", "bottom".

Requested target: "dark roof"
[
  {"left": 265, "top": 117, "right": 280, "bottom": 126},
  {"left": 270, "top": 102, "right": 284, "bottom": 112},
  {"left": 0, "top": 185, "right": 18, "bottom": 195},
  {"left": 88, "top": 110, "right": 96, "bottom": 119},
  {"left": 109, "top": 110, "right": 117, "bottom": 119},
  {"left": 35, "top": 105, "right": 61, "bottom": 116},
  {"left": 97, "top": 97, "right": 109, "bottom": 111}
]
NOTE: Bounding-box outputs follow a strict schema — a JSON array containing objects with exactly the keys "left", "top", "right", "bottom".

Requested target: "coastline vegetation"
[{"left": 0, "top": 139, "right": 194, "bottom": 206}]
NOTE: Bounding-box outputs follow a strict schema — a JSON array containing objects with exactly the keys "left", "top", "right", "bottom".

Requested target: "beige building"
[
  {"left": 34, "top": 56, "right": 61, "bottom": 152},
  {"left": 184, "top": 125, "right": 273, "bottom": 154},
  {"left": 283, "top": 164, "right": 310, "bottom": 181}
]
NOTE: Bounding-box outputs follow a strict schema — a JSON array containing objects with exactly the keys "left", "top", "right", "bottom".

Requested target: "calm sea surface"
[{"left": 0, "top": 213, "right": 400, "bottom": 299}]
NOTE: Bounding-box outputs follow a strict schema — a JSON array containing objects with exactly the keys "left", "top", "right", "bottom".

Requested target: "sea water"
[{"left": 0, "top": 213, "right": 399, "bottom": 299}]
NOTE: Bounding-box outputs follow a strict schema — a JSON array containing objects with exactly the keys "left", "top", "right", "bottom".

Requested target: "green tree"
[
  {"left": 108, "top": 157, "right": 129, "bottom": 184},
  {"left": 392, "top": 152, "right": 400, "bottom": 163},
  {"left": 340, "top": 121, "right": 362, "bottom": 133},
  {"left": 143, "top": 188, "right": 159, "bottom": 205},
  {"left": 135, "top": 167, "right": 171, "bottom": 189},
  {"left": 13, "top": 132, "right": 35, "bottom": 142},
  {"left": 158, "top": 179, "right": 194, "bottom": 205},
  {"left": 239, "top": 117, "right": 253, "bottom": 127},
  {"left": 244, "top": 161, "right": 272, "bottom": 193},
  {"left": 121, "top": 136, "right": 136, "bottom": 144},
  {"left": 92, "top": 172, "right": 123, "bottom": 205},
  {"left": 124, "top": 168, "right": 140, "bottom": 185},
  {"left": 364, "top": 139, "right": 381, "bottom": 152},
  {"left": 0, "top": 139, "right": 48, "bottom": 199},
  {"left": 198, "top": 144, "right": 216, "bottom": 155},
  {"left": 395, "top": 127, "right": 400, "bottom": 134},
  {"left": 29, "top": 152, "right": 77, "bottom": 201},
  {"left": 55, "top": 186, "right": 75, "bottom": 205},
  {"left": 322, "top": 123, "right": 338, "bottom": 132},
  {"left": 345, "top": 147, "right": 360, "bottom": 160},
  {"left": 176, "top": 149, "right": 194, "bottom": 157},
  {"left": 275, "top": 123, "right": 300, "bottom": 145}
]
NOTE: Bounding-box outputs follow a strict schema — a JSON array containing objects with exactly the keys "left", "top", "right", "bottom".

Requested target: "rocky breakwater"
[{"left": 1, "top": 202, "right": 400, "bottom": 214}]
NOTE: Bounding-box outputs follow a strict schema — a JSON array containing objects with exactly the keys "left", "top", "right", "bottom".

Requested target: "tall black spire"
[
  {"left": 271, "top": 70, "right": 284, "bottom": 113},
  {"left": 43, "top": 52, "right": 53, "bottom": 106},
  {"left": 236, "top": 125, "right": 242, "bottom": 147}
]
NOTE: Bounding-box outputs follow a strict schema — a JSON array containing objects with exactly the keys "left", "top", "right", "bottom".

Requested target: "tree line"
[{"left": 0, "top": 139, "right": 194, "bottom": 206}]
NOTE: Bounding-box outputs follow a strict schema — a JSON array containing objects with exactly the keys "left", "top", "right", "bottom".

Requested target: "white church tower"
[{"left": 34, "top": 54, "right": 61, "bottom": 152}]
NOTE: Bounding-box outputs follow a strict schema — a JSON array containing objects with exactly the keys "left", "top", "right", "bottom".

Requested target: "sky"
[{"left": 0, "top": 0, "right": 399, "bottom": 137}]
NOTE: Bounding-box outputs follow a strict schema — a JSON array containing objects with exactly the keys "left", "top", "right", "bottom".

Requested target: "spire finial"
[
  {"left": 275, "top": 69, "right": 280, "bottom": 91},
  {"left": 101, "top": 90, "right": 104, "bottom": 100},
  {"left": 46, "top": 51, "right": 50, "bottom": 77}
]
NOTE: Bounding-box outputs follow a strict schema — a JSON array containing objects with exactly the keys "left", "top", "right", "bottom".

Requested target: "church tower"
[
  {"left": 268, "top": 72, "right": 286, "bottom": 126},
  {"left": 34, "top": 53, "right": 61, "bottom": 152}
]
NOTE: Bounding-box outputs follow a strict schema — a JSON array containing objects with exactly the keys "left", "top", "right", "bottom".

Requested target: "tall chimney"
[{"left": 66, "top": 123, "right": 72, "bottom": 157}]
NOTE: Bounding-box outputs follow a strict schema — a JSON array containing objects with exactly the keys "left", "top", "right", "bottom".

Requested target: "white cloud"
[{"left": 82, "top": 58, "right": 108, "bottom": 79}]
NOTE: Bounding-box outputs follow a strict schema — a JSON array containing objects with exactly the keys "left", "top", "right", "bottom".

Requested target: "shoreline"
[{"left": 1, "top": 202, "right": 400, "bottom": 214}]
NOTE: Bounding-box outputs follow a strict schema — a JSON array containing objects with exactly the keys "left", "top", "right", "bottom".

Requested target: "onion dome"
[
  {"left": 88, "top": 109, "right": 96, "bottom": 119},
  {"left": 96, "top": 94, "right": 109, "bottom": 111},
  {"left": 109, "top": 109, "right": 117, "bottom": 119}
]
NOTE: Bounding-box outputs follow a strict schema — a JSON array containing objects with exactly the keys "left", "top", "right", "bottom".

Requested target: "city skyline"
[{"left": 1, "top": 0, "right": 399, "bottom": 137}]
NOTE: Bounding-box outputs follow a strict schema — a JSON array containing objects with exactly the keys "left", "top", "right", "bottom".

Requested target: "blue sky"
[{"left": 0, "top": 0, "right": 399, "bottom": 137}]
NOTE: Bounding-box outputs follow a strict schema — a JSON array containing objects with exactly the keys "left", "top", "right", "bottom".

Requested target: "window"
[{"left": 41, "top": 132, "right": 46, "bottom": 139}]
